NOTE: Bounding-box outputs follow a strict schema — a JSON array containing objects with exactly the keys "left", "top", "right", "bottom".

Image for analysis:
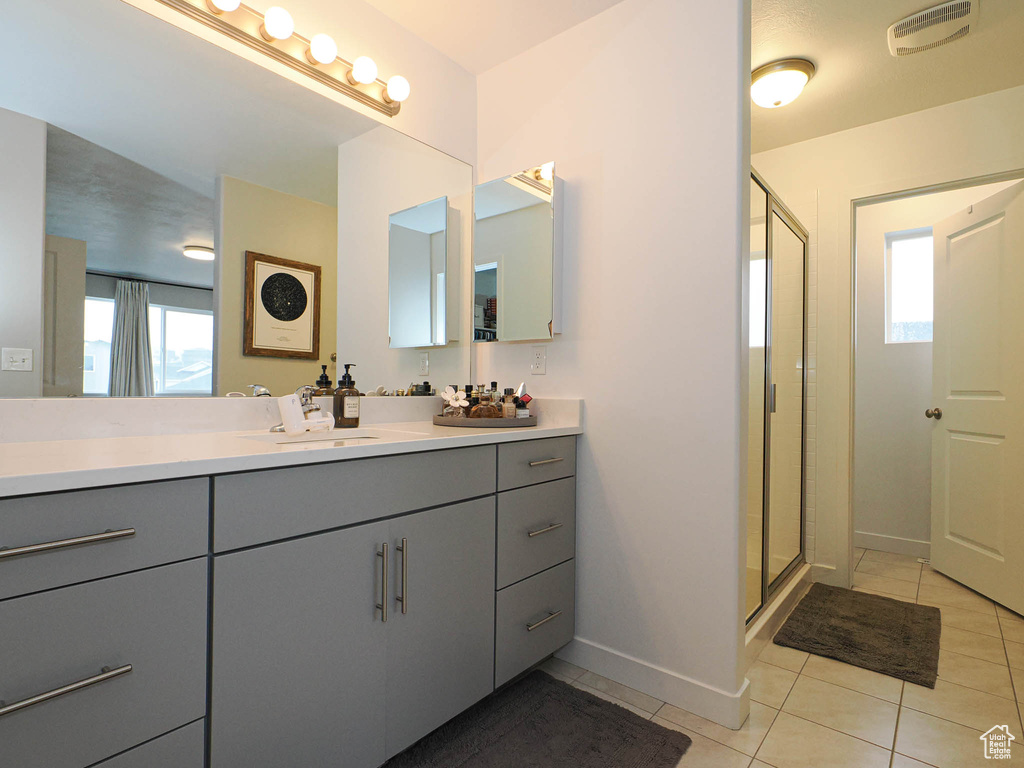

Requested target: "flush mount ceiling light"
[
  {"left": 183, "top": 245, "right": 215, "bottom": 261},
  {"left": 154, "top": 0, "right": 407, "bottom": 117},
  {"left": 751, "top": 58, "right": 815, "bottom": 109}
]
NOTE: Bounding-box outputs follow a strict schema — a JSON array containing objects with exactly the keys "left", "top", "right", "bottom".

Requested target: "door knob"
[{"left": 925, "top": 408, "right": 943, "bottom": 420}]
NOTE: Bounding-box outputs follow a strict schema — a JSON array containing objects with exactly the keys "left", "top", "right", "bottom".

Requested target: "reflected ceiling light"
[
  {"left": 183, "top": 246, "right": 215, "bottom": 261},
  {"left": 751, "top": 58, "right": 815, "bottom": 109},
  {"left": 306, "top": 33, "right": 338, "bottom": 65},
  {"left": 348, "top": 56, "right": 378, "bottom": 85},
  {"left": 260, "top": 6, "right": 295, "bottom": 41},
  {"left": 384, "top": 75, "right": 411, "bottom": 103},
  {"left": 206, "top": 0, "right": 240, "bottom": 12}
]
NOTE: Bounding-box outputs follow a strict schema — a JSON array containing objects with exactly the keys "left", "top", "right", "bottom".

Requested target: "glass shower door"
[{"left": 747, "top": 178, "right": 768, "bottom": 620}]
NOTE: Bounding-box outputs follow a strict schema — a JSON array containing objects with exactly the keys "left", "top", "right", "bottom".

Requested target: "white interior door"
[{"left": 929, "top": 181, "right": 1024, "bottom": 614}]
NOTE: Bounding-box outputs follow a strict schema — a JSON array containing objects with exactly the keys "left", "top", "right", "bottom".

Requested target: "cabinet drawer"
[
  {"left": 94, "top": 720, "right": 205, "bottom": 768},
  {"left": 497, "top": 437, "right": 575, "bottom": 491},
  {"left": 213, "top": 445, "right": 496, "bottom": 551},
  {"left": 497, "top": 478, "right": 575, "bottom": 589},
  {"left": 0, "top": 479, "right": 209, "bottom": 601},
  {"left": 0, "top": 559, "right": 208, "bottom": 768},
  {"left": 495, "top": 560, "right": 575, "bottom": 687}
]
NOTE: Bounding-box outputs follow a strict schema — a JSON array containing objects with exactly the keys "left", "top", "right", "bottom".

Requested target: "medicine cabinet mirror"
[
  {"left": 388, "top": 196, "right": 452, "bottom": 349},
  {"left": 473, "top": 163, "right": 556, "bottom": 343},
  {"left": 0, "top": 0, "right": 471, "bottom": 403}
]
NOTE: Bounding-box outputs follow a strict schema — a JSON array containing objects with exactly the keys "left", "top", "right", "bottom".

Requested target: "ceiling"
[
  {"left": 752, "top": 0, "right": 1024, "bottom": 153},
  {"left": 46, "top": 127, "right": 216, "bottom": 288},
  {"left": 360, "top": 0, "right": 629, "bottom": 74}
]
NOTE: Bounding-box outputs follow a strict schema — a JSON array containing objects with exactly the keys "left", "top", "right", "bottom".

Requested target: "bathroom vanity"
[{"left": 0, "top": 419, "right": 579, "bottom": 768}]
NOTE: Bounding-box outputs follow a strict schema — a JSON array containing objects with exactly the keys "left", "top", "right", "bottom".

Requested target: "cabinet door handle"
[
  {"left": 526, "top": 610, "right": 563, "bottom": 632},
  {"left": 395, "top": 538, "right": 408, "bottom": 614},
  {"left": 0, "top": 528, "right": 136, "bottom": 561},
  {"left": 527, "top": 523, "right": 564, "bottom": 538},
  {"left": 529, "top": 457, "right": 564, "bottom": 467},
  {"left": 0, "top": 664, "right": 132, "bottom": 718},
  {"left": 376, "top": 543, "right": 389, "bottom": 623}
]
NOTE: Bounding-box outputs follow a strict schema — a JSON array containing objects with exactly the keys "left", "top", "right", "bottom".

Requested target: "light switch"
[
  {"left": 2, "top": 348, "right": 34, "bottom": 372},
  {"left": 418, "top": 352, "right": 429, "bottom": 376}
]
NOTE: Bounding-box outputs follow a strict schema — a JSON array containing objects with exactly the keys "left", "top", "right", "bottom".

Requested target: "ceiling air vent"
[{"left": 887, "top": 0, "right": 977, "bottom": 57}]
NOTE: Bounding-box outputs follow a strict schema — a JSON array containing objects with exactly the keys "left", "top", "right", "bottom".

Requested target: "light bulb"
[
  {"left": 260, "top": 6, "right": 294, "bottom": 41},
  {"left": 306, "top": 33, "right": 338, "bottom": 65},
  {"left": 206, "top": 0, "right": 241, "bottom": 12},
  {"left": 348, "top": 56, "right": 378, "bottom": 85},
  {"left": 750, "top": 59, "right": 815, "bottom": 109},
  {"left": 539, "top": 162, "right": 554, "bottom": 181},
  {"left": 183, "top": 246, "right": 215, "bottom": 262},
  {"left": 384, "top": 75, "right": 410, "bottom": 103}
]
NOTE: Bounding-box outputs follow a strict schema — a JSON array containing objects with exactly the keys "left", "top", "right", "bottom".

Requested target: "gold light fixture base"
[{"left": 751, "top": 58, "right": 816, "bottom": 86}]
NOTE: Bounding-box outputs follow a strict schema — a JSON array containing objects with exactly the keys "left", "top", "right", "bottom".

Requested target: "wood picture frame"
[{"left": 244, "top": 251, "right": 321, "bottom": 359}]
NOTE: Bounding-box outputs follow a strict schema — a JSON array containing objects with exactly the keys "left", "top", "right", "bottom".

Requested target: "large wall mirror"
[
  {"left": 473, "top": 163, "right": 556, "bottom": 343},
  {"left": 0, "top": 0, "right": 471, "bottom": 400}
]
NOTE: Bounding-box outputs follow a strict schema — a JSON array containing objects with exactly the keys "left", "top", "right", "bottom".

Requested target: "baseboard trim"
[
  {"left": 556, "top": 637, "right": 750, "bottom": 729},
  {"left": 854, "top": 531, "right": 930, "bottom": 559}
]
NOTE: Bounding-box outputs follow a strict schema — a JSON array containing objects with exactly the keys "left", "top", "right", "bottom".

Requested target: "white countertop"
[{"left": 0, "top": 405, "right": 582, "bottom": 498}]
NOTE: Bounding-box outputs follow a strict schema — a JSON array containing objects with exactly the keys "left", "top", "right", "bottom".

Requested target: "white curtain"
[{"left": 108, "top": 280, "right": 154, "bottom": 397}]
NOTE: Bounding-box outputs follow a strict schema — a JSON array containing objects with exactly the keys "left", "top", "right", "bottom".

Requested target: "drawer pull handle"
[
  {"left": 396, "top": 538, "right": 408, "bottom": 614},
  {"left": 0, "top": 528, "right": 136, "bottom": 561},
  {"left": 376, "top": 543, "right": 389, "bottom": 623},
  {"left": 526, "top": 610, "right": 563, "bottom": 632},
  {"left": 529, "top": 458, "right": 564, "bottom": 467},
  {"left": 527, "top": 523, "right": 564, "bottom": 538},
  {"left": 0, "top": 664, "right": 132, "bottom": 718}
]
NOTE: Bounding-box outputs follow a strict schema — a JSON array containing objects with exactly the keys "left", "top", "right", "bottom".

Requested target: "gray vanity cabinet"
[
  {"left": 384, "top": 497, "right": 496, "bottom": 758},
  {"left": 209, "top": 519, "right": 390, "bottom": 768}
]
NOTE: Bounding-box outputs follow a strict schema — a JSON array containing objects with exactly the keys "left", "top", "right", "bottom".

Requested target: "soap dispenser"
[
  {"left": 313, "top": 365, "right": 334, "bottom": 396},
  {"left": 334, "top": 364, "right": 360, "bottom": 428}
]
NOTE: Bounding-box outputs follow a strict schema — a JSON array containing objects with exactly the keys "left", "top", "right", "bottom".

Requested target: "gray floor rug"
[
  {"left": 774, "top": 582, "right": 941, "bottom": 687},
  {"left": 384, "top": 671, "right": 691, "bottom": 768}
]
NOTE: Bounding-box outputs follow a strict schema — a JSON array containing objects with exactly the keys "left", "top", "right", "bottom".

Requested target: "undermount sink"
[{"left": 241, "top": 427, "right": 429, "bottom": 446}]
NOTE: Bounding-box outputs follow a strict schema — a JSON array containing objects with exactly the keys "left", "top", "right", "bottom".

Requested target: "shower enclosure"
[{"left": 747, "top": 171, "right": 808, "bottom": 622}]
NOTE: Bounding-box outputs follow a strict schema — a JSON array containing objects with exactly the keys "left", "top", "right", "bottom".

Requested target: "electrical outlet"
[
  {"left": 531, "top": 346, "right": 546, "bottom": 375},
  {"left": 1, "top": 348, "right": 33, "bottom": 372},
  {"left": 418, "top": 352, "right": 429, "bottom": 376}
]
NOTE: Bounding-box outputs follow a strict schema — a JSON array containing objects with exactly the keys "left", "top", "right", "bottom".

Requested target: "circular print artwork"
[{"left": 261, "top": 272, "right": 308, "bottom": 322}]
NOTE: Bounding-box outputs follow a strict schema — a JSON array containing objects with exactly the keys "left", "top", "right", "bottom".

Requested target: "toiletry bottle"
[
  {"left": 502, "top": 388, "right": 517, "bottom": 419},
  {"left": 334, "top": 364, "right": 360, "bottom": 428},
  {"left": 490, "top": 381, "right": 499, "bottom": 401},
  {"left": 470, "top": 389, "right": 501, "bottom": 419},
  {"left": 313, "top": 365, "right": 334, "bottom": 396}
]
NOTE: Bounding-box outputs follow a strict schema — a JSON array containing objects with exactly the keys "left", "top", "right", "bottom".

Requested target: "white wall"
[
  {"left": 337, "top": 126, "right": 472, "bottom": 392},
  {"left": 476, "top": 0, "right": 751, "bottom": 727},
  {"left": 0, "top": 107, "right": 47, "bottom": 397},
  {"left": 123, "top": 0, "right": 476, "bottom": 165},
  {"left": 753, "top": 84, "right": 1024, "bottom": 588},
  {"left": 853, "top": 182, "right": 1016, "bottom": 557}
]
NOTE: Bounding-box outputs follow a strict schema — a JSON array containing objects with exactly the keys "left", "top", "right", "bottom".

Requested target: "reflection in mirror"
[
  {"left": 389, "top": 197, "right": 449, "bottom": 348},
  {"left": 473, "top": 163, "right": 555, "bottom": 343},
  {"left": 0, "top": 0, "right": 470, "bottom": 399}
]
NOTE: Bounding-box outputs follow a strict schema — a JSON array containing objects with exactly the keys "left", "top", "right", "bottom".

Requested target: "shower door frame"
[{"left": 749, "top": 169, "right": 809, "bottom": 624}]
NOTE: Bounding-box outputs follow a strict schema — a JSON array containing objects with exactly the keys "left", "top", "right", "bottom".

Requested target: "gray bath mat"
[
  {"left": 774, "top": 582, "right": 941, "bottom": 687},
  {"left": 384, "top": 671, "right": 691, "bottom": 768}
]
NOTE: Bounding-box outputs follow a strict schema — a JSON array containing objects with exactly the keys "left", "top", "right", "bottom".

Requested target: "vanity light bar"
[{"left": 154, "top": 0, "right": 407, "bottom": 117}]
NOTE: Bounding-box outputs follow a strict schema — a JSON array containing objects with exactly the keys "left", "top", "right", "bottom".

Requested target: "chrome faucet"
[
  {"left": 295, "top": 385, "right": 321, "bottom": 414},
  {"left": 248, "top": 384, "right": 271, "bottom": 397}
]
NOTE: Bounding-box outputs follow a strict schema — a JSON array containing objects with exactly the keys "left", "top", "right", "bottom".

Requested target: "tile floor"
[{"left": 540, "top": 549, "right": 1024, "bottom": 767}]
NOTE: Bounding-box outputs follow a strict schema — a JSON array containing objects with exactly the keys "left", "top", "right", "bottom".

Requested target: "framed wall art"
[{"left": 244, "top": 251, "right": 321, "bottom": 359}]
